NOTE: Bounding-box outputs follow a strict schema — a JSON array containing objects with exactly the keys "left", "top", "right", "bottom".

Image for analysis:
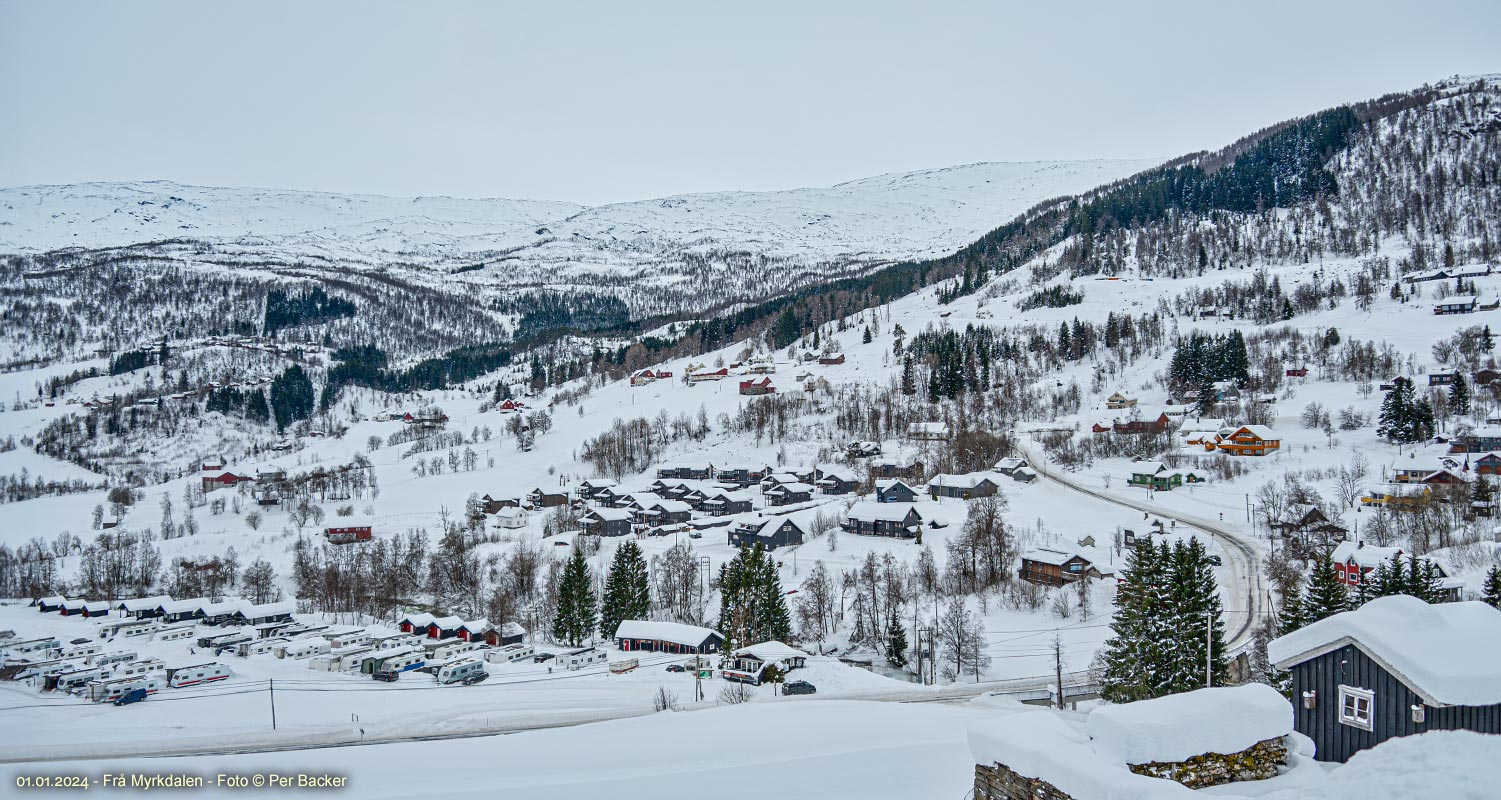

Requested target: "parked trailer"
[
  {"left": 114, "top": 659, "right": 164, "bottom": 679},
  {"left": 557, "top": 648, "right": 609, "bottom": 671},
  {"left": 1, "top": 638, "right": 60, "bottom": 657},
  {"left": 166, "top": 662, "right": 230, "bottom": 687},
  {"left": 484, "top": 643, "right": 534, "bottom": 664},
  {"left": 436, "top": 659, "right": 488, "bottom": 685},
  {"left": 275, "top": 639, "right": 330, "bottom": 660},
  {"left": 609, "top": 657, "right": 640, "bottom": 674},
  {"left": 197, "top": 629, "right": 251, "bottom": 649},
  {"left": 51, "top": 666, "right": 109, "bottom": 692},
  {"left": 87, "top": 650, "right": 137, "bottom": 668},
  {"left": 155, "top": 626, "right": 196, "bottom": 642},
  {"left": 328, "top": 630, "right": 372, "bottom": 649},
  {"left": 362, "top": 648, "right": 425, "bottom": 675},
  {"left": 97, "top": 620, "right": 158, "bottom": 639},
  {"left": 424, "top": 639, "right": 483, "bottom": 663},
  {"left": 119, "top": 622, "right": 161, "bottom": 640},
  {"left": 58, "top": 642, "right": 102, "bottom": 662},
  {"left": 237, "top": 638, "right": 286, "bottom": 657},
  {"left": 88, "top": 675, "right": 163, "bottom": 703}
]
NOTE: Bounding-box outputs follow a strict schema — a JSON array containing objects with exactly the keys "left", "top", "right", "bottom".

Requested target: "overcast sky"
[{"left": 1, "top": 1, "right": 1497, "bottom": 205}]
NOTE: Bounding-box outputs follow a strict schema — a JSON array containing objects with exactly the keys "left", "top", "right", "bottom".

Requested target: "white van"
[
  {"left": 484, "top": 643, "right": 534, "bottom": 664},
  {"left": 436, "top": 660, "right": 488, "bottom": 685},
  {"left": 166, "top": 662, "right": 230, "bottom": 687}
]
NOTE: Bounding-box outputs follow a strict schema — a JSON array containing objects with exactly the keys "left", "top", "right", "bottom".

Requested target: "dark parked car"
[
  {"left": 783, "top": 680, "right": 816, "bottom": 695},
  {"left": 534, "top": 653, "right": 556, "bottom": 664},
  {"left": 665, "top": 664, "right": 686, "bottom": 673},
  {"left": 373, "top": 670, "right": 399, "bottom": 682},
  {"left": 462, "top": 672, "right": 488, "bottom": 685},
  {"left": 688, "top": 531, "right": 702, "bottom": 539},
  {"left": 1207, "top": 555, "right": 1223, "bottom": 566},
  {"left": 113, "top": 688, "right": 148, "bottom": 706}
]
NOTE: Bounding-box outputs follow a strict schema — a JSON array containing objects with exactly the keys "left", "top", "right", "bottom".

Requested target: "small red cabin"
[{"left": 324, "top": 524, "right": 373, "bottom": 545}]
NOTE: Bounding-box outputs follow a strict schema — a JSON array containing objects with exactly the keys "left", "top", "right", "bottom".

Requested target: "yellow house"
[{"left": 1106, "top": 392, "right": 1137, "bottom": 410}]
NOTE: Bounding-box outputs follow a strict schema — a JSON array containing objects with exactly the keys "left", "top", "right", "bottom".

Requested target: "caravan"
[
  {"left": 275, "top": 638, "right": 330, "bottom": 660},
  {"left": 166, "top": 662, "right": 230, "bottom": 687},
  {"left": 88, "top": 675, "right": 164, "bottom": 703},
  {"left": 50, "top": 666, "right": 109, "bottom": 692},
  {"left": 557, "top": 648, "right": 609, "bottom": 671},
  {"left": 114, "top": 658, "right": 164, "bottom": 679},
  {"left": 362, "top": 647, "right": 425, "bottom": 676},
  {"left": 484, "top": 643, "right": 534, "bottom": 664},
  {"left": 423, "top": 638, "right": 482, "bottom": 663},
  {"left": 60, "top": 642, "right": 103, "bottom": 661},
  {"left": 87, "top": 650, "right": 137, "bottom": 668},
  {"left": 436, "top": 659, "right": 487, "bottom": 685},
  {"left": 155, "top": 626, "right": 195, "bottom": 642},
  {"left": 237, "top": 638, "right": 285, "bottom": 657},
  {"left": 2, "top": 637, "right": 60, "bottom": 658}
]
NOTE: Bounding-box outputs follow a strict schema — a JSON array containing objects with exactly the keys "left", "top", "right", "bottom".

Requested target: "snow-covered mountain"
[{"left": 0, "top": 159, "right": 1156, "bottom": 279}]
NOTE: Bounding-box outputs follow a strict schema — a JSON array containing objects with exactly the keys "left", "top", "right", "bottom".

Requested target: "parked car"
[
  {"left": 1207, "top": 555, "right": 1223, "bottom": 566},
  {"left": 783, "top": 680, "right": 816, "bottom": 695},
  {"left": 113, "top": 688, "right": 148, "bottom": 706},
  {"left": 462, "top": 672, "right": 488, "bottom": 685},
  {"left": 372, "top": 670, "right": 399, "bottom": 683},
  {"left": 688, "top": 531, "right": 702, "bottom": 539},
  {"left": 534, "top": 653, "right": 556, "bottom": 664},
  {"left": 665, "top": 664, "right": 686, "bottom": 673}
]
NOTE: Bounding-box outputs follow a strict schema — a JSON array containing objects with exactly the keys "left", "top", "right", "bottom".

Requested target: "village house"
[
  {"left": 231, "top": 601, "right": 296, "bottom": 626},
  {"left": 201, "top": 467, "right": 253, "bottom": 493},
  {"left": 1269, "top": 595, "right": 1501, "bottom": 763},
  {"left": 1017, "top": 547, "right": 1114, "bottom": 587},
  {"left": 738, "top": 376, "right": 776, "bottom": 395},
  {"left": 874, "top": 478, "right": 918, "bottom": 504},
  {"left": 715, "top": 464, "right": 770, "bottom": 487},
  {"left": 928, "top": 472, "right": 1002, "bottom": 500},
  {"left": 481, "top": 622, "right": 527, "bottom": 647},
  {"left": 1403, "top": 264, "right": 1493, "bottom": 283},
  {"left": 526, "top": 487, "right": 570, "bottom": 508},
  {"left": 1474, "top": 368, "right": 1501, "bottom": 386},
  {"left": 1105, "top": 391, "right": 1137, "bottom": 410},
  {"left": 324, "top": 520, "right": 373, "bottom": 545},
  {"left": 814, "top": 466, "right": 860, "bottom": 495},
  {"left": 721, "top": 641, "right": 808, "bottom": 685},
  {"left": 907, "top": 421, "right": 951, "bottom": 442},
  {"left": 868, "top": 457, "right": 922, "bottom": 481},
  {"left": 492, "top": 507, "right": 528, "bottom": 529},
  {"left": 116, "top": 595, "right": 172, "bottom": 619},
  {"left": 993, "top": 457, "right": 1029, "bottom": 477},
  {"left": 1433, "top": 295, "right": 1479, "bottom": 315},
  {"left": 1113, "top": 411, "right": 1173, "bottom": 434},
  {"left": 639, "top": 499, "right": 692, "bottom": 526},
  {"left": 629, "top": 369, "right": 659, "bottom": 386},
  {"left": 846, "top": 440, "right": 882, "bottom": 458},
  {"left": 397, "top": 613, "right": 435, "bottom": 635},
  {"left": 1214, "top": 424, "right": 1281, "bottom": 457},
  {"left": 1330, "top": 541, "right": 1463, "bottom": 601},
  {"left": 579, "top": 507, "right": 634, "bottom": 537},
  {"left": 1286, "top": 366, "right": 1309, "bottom": 377},
  {"left": 1126, "top": 461, "right": 1198, "bottom": 491},
  {"left": 687, "top": 367, "right": 729, "bottom": 383},
  {"left": 817, "top": 352, "right": 845, "bottom": 365},
  {"left": 575, "top": 479, "right": 619, "bottom": 501},
  {"left": 425, "top": 616, "right": 464, "bottom": 639},
  {"left": 657, "top": 462, "right": 715, "bottom": 480},
  {"left": 1451, "top": 426, "right": 1501, "bottom": 454},
  {"left": 1428, "top": 371, "right": 1457, "bottom": 386},
  {"left": 765, "top": 481, "right": 813, "bottom": 506},
  {"left": 1270, "top": 504, "right": 1348, "bottom": 552},
  {"left": 614, "top": 620, "right": 724, "bottom": 654},
  {"left": 841, "top": 502, "right": 924, "bottom": 538},
  {"left": 728, "top": 516, "right": 806, "bottom": 550},
  {"left": 696, "top": 488, "right": 755, "bottom": 516}
]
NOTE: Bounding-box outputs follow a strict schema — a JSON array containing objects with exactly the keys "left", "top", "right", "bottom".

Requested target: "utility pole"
[
  {"left": 1205, "top": 610, "right": 1213, "bottom": 689},
  {"left": 1053, "top": 632, "right": 1065, "bottom": 710},
  {"left": 269, "top": 679, "right": 277, "bottom": 730}
]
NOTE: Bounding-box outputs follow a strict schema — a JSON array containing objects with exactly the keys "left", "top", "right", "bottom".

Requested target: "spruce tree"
[
  {"left": 552, "top": 546, "right": 597, "bottom": 647},
  {"left": 1450, "top": 373, "right": 1471, "bottom": 416},
  {"left": 598, "top": 540, "right": 650, "bottom": 640},
  {"left": 1405, "top": 553, "right": 1445, "bottom": 603},
  {"left": 1302, "top": 558, "right": 1350, "bottom": 623},
  {"left": 1164, "top": 537, "right": 1229, "bottom": 692},
  {"left": 1378, "top": 378, "right": 1412, "bottom": 442},
  {"left": 1483, "top": 325, "right": 1495, "bottom": 351},
  {"left": 755, "top": 550, "right": 793, "bottom": 643},
  {"left": 1100, "top": 539, "right": 1170, "bottom": 703},
  {"left": 1481, "top": 565, "right": 1501, "bottom": 610},
  {"left": 885, "top": 614, "right": 908, "bottom": 668}
]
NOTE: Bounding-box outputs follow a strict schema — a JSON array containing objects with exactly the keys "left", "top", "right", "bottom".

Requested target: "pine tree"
[
  {"left": 552, "top": 546, "right": 597, "bottom": 646},
  {"left": 755, "top": 550, "right": 793, "bottom": 643},
  {"left": 885, "top": 613, "right": 908, "bottom": 668},
  {"left": 1302, "top": 558, "right": 1350, "bottom": 623},
  {"left": 598, "top": 539, "right": 651, "bottom": 640},
  {"left": 1100, "top": 539, "right": 1170, "bottom": 703},
  {"left": 1481, "top": 565, "right": 1501, "bottom": 610},
  {"left": 862, "top": 326, "right": 872, "bottom": 344},
  {"left": 1164, "top": 537, "right": 1229, "bottom": 693},
  {"left": 901, "top": 355, "right": 915, "bottom": 395},
  {"left": 1194, "top": 380, "right": 1217, "bottom": 416},
  {"left": 1450, "top": 373, "right": 1471, "bottom": 416},
  {"left": 1405, "top": 553, "right": 1445, "bottom": 603},
  {"left": 1483, "top": 325, "right": 1495, "bottom": 351}
]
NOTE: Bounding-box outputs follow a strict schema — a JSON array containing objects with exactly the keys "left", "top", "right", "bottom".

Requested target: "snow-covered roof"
[
  {"left": 1020, "top": 547, "right": 1083, "bottom": 566},
  {"left": 118, "top": 595, "right": 172, "bottom": 612},
  {"left": 1331, "top": 541, "right": 1402, "bottom": 570},
  {"left": 459, "top": 618, "right": 489, "bottom": 634},
  {"left": 768, "top": 482, "right": 813, "bottom": 494},
  {"left": 1268, "top": 595, "right": 1501, "bottom": 706},
  {"left": 930, "top": 472, "right": 1000, "bottom": 489},
  {"left": 613, "top": 620, "right": 721, "bottom": 646},
  {"left": 1086, "top": 684, "right": 1292, "bottom": 765},
  {"left": 585, "top": 507, "right": 634, "bottom": 522},
  {"left": 1233, "top": 424, "right": 1278, "bottom": 439},
  {"left": 873, "top": 478, "right": 913, "bottom": 491},
  {"left": 845, "top": 501, "right": 923, "bottom": 522},
  {"left": 651, "top": 500, "right": 693, "bottom": 513},
  {"left": 815, "top": 465, "right": 858, "bottom": 482},
  {"left": 580, "top": 478, "right": 618, "bottom": 488},
  {"left": 733, "top": 641, "right": 808, "bottom": 661},
  {"left": 241, "top": 601, "right": 295, "bottom": 617},
  {"left": 399, "top": 612, "right": 435, "bottom": 628},
  {"left": 1130, "top": 461, "right": 1166, "bottom": 475},
  {"left": 200, "top": 599, "right": 246, "bottom": 616},
  {"left": 908, "top": 421, "right": 950, "bottom": 434},
  {"left": 995, "top": 457, "right": 1027, "bottom": 471},
  {"left": 429, "top": 615, "right": 464, "bottom": 629}
]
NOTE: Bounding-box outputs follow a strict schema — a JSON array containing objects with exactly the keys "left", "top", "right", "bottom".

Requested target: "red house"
[
  {"left": 1286, "top": 367, "right": 1308, "bottom": 378},
  {"left": 324, "top": 522, "right": 373, "bottom": 544},
  {"left": 818, "top": 353, "right": 846, "bottom": 365},
  {"left": 739, "top": 377, "right": 776, "bottom": 396},
  {"left": 497, "top": 399, "right": 526, "bottom": 412},
  {"left": 201, "top": 469, "right": 252, "bottom": 493},
  {"left": 426, "top": 616, "right": 463, "bottom": 639},
  {"left": 397, "top": 612, "right": 434, "bottom": 634}
]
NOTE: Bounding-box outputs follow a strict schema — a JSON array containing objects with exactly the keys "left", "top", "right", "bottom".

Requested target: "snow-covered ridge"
[{"left": 0, "top": 160, "right": 1159, "bottom": 267}]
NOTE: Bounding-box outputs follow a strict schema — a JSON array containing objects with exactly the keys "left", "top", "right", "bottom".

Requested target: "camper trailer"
[
  {"left": 423, "top": 638, "right": 482, "bottom": 663},
  {"left": 484, "top": 643, "right": 534, "bottom": 664},
  {"left": 436, "top": 659, "right": 488, "bottom": 685},
  {"left": 51, "top": 666, "right": 109, "bottom": 692},
  {"left": 114, "top": 659, "right": 164, "bottom": 679},
  {"left": 87, "top": 650, "right": 137, "bottom": 668},
  {"left": 2, "top": 637, "right": 60, "bottom": 658},
  {"left": 275, "top": 638, "right": 330, "bottom": 660},
  {"left": 557, "top": 648, "right": 609, "bottom": 671},
  {"left": 237, "top": 638, "right": 286, "bottom": 657},
  {"left": 197, "top": 630, "right": 252, "bottom": 650},
  {"left": 328, "top": 630, "right": 373, "bottom": 649},
  {"left": 98, "top": 619, "right": 158, "bottom": 639},
  {"left": 118, "top": 622, "right": 160, "bottom": 640},
  {"left": 88, "top": 675, "right": 164, "bottom": 703},
  {"left": 361, "top": 647, "right": 425, "bottom": 675},
  {"left": 155, "top": 626, "right": 196, "bottom": 642},
  {"left": 59, "top": 642, "right": 102, "bottom": 661},
  {"left": 166, "top": 662, "right": 230, "bottom": 687}
]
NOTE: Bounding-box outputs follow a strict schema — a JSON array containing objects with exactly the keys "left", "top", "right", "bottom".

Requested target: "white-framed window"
[{"left": 1339, "top": 685, "right": 1374, "bottom": 731}]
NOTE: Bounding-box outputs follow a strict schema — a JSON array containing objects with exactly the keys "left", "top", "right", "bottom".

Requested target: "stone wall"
[
  {"left": 973, "top": 763, "right": 1073, "bottom": 800},
  {"left": 974, "top": 737, "right": 1288, "bottom": 799},
  {"left": 1125, "top": 737, "right": 1287, "bottom": 789}
]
